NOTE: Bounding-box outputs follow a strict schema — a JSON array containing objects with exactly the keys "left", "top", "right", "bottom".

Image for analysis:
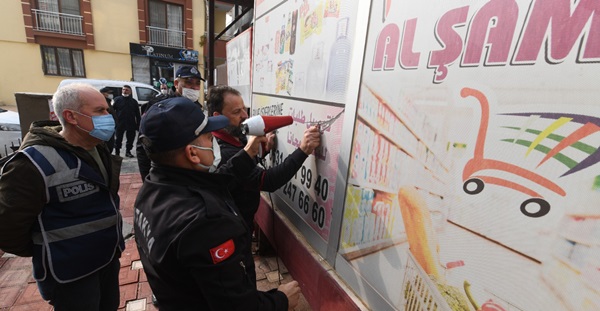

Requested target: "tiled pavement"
[{"left": 0, "top": 159, "right": 311, "bottom": 310}]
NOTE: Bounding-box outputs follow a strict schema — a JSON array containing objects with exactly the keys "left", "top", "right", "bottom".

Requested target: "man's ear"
[
  {"left": 185, "top": 145, "right": 201, "bottom": 164},
  {"left": 212, "top": 111, "right": 221, "bottom": 117},
  {"left": 63, "top": 110, "right": 78, "bottom": 125}
]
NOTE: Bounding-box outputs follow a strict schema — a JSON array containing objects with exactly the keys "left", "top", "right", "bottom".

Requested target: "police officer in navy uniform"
[
  {"left": 135, "top": 97, "right": 301, "bottom": 310},
  {"left": 136, "top": 65, "right": 205, "bottom": 181},
  {"left": 0, "top": 83, "right": 124, "bottom": 310}
]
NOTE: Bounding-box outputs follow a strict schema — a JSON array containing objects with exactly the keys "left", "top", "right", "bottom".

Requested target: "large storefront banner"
[
  {"left": 253, "top": 94, "right": 344, "bottom": 240},
  {"left": 252, "top": 0, "right": 361, "bottom": 242},
  {"left": 338, "top": 0, "right": 600, "bottom": 310},
  {"left": 253, "top": 0, "right": 359, "bottom": 104},
  {"left": 227, "top": 27, "right": 253, "bottom": 107}
]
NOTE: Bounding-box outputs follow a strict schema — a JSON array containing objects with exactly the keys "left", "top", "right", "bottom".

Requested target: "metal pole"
[{"left": 207, "top": 0, "right": 215, "bottom": 87}]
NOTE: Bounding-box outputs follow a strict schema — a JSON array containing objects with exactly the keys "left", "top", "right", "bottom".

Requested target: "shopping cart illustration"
[
  {"left": 460, "top": 87, "right": 566, "bottom": 218},
  {"left": 402, "top": 252, "right": 453, "bottom": 311}
]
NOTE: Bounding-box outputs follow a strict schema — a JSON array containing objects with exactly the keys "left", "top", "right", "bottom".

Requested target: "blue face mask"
[{"left": 73, "top": 111, "right": 115, "bottom": 141}]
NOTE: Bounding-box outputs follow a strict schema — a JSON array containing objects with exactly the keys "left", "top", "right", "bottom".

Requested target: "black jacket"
[
  {"left": 133, "top": 150, "right": 288, "bottom": 311},
  {"left": 214, "top": 131, "right": 308, "bottom": 228},
  {"left": 112, "top": 95, "right": 140, "bottom": 131}
]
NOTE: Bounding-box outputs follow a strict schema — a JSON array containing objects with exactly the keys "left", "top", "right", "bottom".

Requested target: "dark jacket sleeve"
[
  {"left": 136, "top": 145, "right": 151, "bottom": 181},
  {"left": 218, "top": 141, "right": 243, "bottom": 168},
  {"left": 259, "top": 148, "right": 308, "bottom": 191},
  {"left": 216, "top": 149, "right": 257, "bottom": 178},
  {"left": 0, "top": 154, "right": 46, "bottom": 256},
  {"left": 112, "top": 97, "right": 122, "bottom": 111},
  {"left": 218, "top": 142, "right": 308, "bottom": 192},
  {"left": 238, "top": 148, "right": 307, "bottom": 192},
  {"left": 133, "top": 99, "right": 141, "bottom": 128}
]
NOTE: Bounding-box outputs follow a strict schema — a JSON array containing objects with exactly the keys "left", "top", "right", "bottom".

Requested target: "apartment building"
[{"left": 0, "top": 0, "right": 232, "bottom": 107}]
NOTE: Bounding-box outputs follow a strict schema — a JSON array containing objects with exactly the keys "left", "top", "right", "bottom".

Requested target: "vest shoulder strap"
[{"left": 22, "top": 145, "right": 80, "bottom": 188}]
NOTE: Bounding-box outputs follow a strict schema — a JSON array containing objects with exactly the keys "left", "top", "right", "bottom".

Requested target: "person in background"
[
  {"left": 112, "top": 85, "right": 140, "bottom": 157},
  {"left": 134, "top": 97, "right": 300, "bottom": 310},
  {"left": 99, "top": 87, "right": 117, "bottom": 154},
  {"left": 0, "top": 83, "right": 124, "bottom": 310},
  {"left": 173, "top": 65, "right": 204, "bottom": 106},
  {"left": 206, "top": 85, "right": 321, "bottom": 284},
  {"left": 136, "top": 65, "right": 204, "bottom": 180},
  {"left": 157, "top": 77, "right": 173, "bottom": 97},
  {"left": 159, "top": 83, "right": 169, "bottom": 96},
  {"left": 99, "top": 87, "right": 114, "bottom": 104}
]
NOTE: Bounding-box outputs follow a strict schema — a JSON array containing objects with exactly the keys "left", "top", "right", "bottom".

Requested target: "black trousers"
[
  {"left": 115, "top": 128, "right": 136, "bottom": 152},
  {"left": 37, "top": 256, "right": 120, "bottom": 311}
]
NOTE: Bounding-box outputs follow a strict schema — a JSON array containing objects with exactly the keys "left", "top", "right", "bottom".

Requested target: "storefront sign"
[{"left": 129, "top": 43, "right": 198, "bottom": 63}]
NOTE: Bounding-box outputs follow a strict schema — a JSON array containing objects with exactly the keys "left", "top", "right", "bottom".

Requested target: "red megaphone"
[{"left": 241, "top": 115, "right": 293, "bottom": 136}]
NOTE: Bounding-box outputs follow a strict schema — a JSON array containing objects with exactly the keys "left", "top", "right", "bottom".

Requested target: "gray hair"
[{"left": 53, "top": 83, "right": 97, "bottom": 126}]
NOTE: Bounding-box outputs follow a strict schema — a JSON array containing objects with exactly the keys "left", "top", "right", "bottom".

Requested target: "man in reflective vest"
[{"left": 0, "top": 83, "right": 125, "bottom": 310}]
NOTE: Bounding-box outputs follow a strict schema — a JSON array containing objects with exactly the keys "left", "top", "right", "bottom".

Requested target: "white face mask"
[
  {"left": 122, "top": 93, "right": 130, "bottom": 97},
  {"left": 182, "top": 87, "right": 200, "bottom": 103},
  {"left": 191, "top": 139, "right": 221, "bottom": 172},
  {"left": 161, "top": 89, "right": 168, "bottom": 95},
  {"left": 212, "top": 138, "right": 221, "bottom": 168},
  {"left": 107, "top": 94, "right": 114, "bottom": 100}
]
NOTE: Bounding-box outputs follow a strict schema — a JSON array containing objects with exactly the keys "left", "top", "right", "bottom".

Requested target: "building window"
[
  {"left": 41, "top": 46, "right": 86, "bottom": 77},
  {"left": 33, "top": 0, "right": 83, "bottom": 35},
  {"left": 37, "top": 0, "right": 80, "bottom": 15},
  {"left": 147, "top": 0, "right": 185, "bottom": 48}
]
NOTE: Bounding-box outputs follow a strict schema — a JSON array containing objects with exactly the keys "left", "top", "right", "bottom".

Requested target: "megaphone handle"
[{"left": 258, "top": 142, "right": 266, "bottom": 158}]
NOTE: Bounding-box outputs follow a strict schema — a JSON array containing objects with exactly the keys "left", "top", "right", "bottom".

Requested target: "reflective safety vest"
[{"left": 21, "top": 145, "right": 124, "bottom": 283}]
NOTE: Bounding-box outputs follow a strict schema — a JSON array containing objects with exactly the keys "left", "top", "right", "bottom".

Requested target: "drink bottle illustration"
[
  {"left": 306, "top": 42, "right": 326, "bottom": 98},
  {"left": 285, "top": 13, "right": 292, "bottom": 53},
  {"left": 290, "top": 10, "right": 298, "bottom": 55},
  {"left": 326, "top": 17, "right": 352, "bottom": 100},
  {"left": 274, "top": 30, "right": 280, "bottom": 54},
  {"left": 280, "top": 14, "right": 286, "bottom": 54}
]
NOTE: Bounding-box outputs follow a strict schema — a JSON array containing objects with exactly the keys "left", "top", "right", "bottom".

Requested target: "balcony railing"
[
  {"left": 32, "top": 9, "right": 84, "bottom": 36},
  {"left": 147, "top": 26, "right": 186, "bottom": 49}
]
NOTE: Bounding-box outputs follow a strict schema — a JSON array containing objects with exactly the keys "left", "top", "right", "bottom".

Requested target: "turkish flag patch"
[{"left": 209, "top": 239, "right": 235, "bottom": 264}]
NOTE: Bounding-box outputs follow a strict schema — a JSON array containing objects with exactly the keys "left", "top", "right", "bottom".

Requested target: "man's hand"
[
  {"left": 264, "top": 132, "right": 277, "bottom": 153},
  {"left": 244, "top": 135, "right": 268, "bottom": 158},
  {"left": 299, "top": 126, "right": 321, "bottom": 155},
  {"left": 278, "top": 280, "right": 301, "bottom": 310}
]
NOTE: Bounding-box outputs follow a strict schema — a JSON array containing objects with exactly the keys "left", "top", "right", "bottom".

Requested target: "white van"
[{"left": 57, "top": 79, "right": 160, "bottom": 105}]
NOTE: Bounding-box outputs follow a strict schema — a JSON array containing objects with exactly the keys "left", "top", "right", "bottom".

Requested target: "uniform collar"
[
  {"left": 213, "top": 130, "right": 243, "bottom": 147},
  {"left": 149, "top": 163, "right": 233, "bottom": 187}
]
